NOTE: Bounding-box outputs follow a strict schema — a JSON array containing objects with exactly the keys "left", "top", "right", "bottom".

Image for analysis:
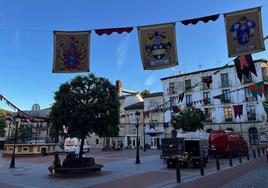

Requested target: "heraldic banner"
[
  {"left": 53, "top": 31, "right": 90, "bottom": 73},
  {"left": 138, "top": 23, "right": 178, "bottom": 70},
  {"left": 224, "top": 7, "right": 265, "bottom": 57}
]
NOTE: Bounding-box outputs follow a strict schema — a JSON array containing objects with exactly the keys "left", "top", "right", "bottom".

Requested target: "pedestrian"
[
  {"left": 74, "top": 144, "right": 80, "bottom": 158},
  {"left": 48, "top": 154, "right": 61, "bottom": 176},
  {"left": 120, "top": 142, "right": 123, "bottom": 151}
]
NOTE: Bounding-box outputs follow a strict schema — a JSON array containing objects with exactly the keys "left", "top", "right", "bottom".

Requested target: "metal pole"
[
  {"left": 253, "top": 149, "right": 256, "bottom": 159},
  {"left": 143, "top": 124, "right": 146, "bottom": 152},
  {"left": 257, "top": 148, "right": 261, "bottom": 157},
  {"left": 216, "top": 155, "right": 220, "bottom": 170},
  {"left": 10, "top": 121, "right": 18, "bottom": 168},
  {"left": 247, "top": 152, "right": 250, "bottom": 161},
  {"left": 176, "top": 160, "right": 181, "bottom": 183},
  {"left": 238, "top": 152, "right": 242, "bottom": 163},
  {"left": 200, "top": 158, "right": 204, "bottom": 176},
  {"left": 135, "top": 123, "right": 140, "bottom": 164},
  {"left": 229, "top": 153, "right": 233, "bottom": 166}
]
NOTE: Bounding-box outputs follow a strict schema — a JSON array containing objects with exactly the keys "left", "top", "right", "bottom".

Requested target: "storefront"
[{"left": 144, "top": 124, "right": 164, "bottom": 149}]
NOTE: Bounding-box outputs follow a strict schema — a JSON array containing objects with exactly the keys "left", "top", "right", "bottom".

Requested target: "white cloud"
[
  {"left": 145, "top": 74, "right": 156, "bottom": 87},
  {"left": 116, "top": 35, "right": 130, "bottom": 70}
]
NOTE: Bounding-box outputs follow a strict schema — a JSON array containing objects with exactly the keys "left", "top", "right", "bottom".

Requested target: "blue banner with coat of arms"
[
  {"left": 53, "top": 31, "right": 90, "bottom": 73},
  {"left": 138, "top": 23, "right": 178, "bottom": 70}
]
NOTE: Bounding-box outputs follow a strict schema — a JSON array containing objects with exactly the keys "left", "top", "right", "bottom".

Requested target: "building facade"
[{"left": 161, "top": 59, "right": 268, "bottom": 146}]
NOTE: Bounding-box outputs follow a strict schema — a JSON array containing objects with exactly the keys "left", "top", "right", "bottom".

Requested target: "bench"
[
  {"left": 53, "top": 157, "right": 103, "bottom": 177},
  {"left": 54, "top": 164, "right": 103, "bottom": 177}
]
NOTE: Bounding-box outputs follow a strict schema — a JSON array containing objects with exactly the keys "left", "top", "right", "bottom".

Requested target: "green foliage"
[
  {"left": 18, "top": 124, "right": 32, "bottom": 142},
  {"left": 50, "top": 74, "right": 120, "bottom": 158},
  {"left": 173, "top": 109, "right": 206, "bottom": 132},
  {"left": 0, "top": 110, "right": 7, "bottom": 137},
  {"left": 141, "top": 89, "right": 150, "bottom": 97}
]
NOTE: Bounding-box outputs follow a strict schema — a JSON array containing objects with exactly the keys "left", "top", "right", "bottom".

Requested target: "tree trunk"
[{"left": 79, "top": 136, "right": 85, "bottom": 160}]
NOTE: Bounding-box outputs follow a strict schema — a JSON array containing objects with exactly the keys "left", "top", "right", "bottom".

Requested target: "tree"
[
  {"left": 141, "top": 89, "right": 150, "bottom": 97},
  {"left": 172, "top": 109, "right": 206, "bottom": 132},
  {"left": 0, "top": 110, "right": 7, "bottom": 137},
  {"left": 18, "top": 124, "right": 32, "bottom": 142},
  {"left": 50, "top": 74, "right": 120, "bottom": 159}
]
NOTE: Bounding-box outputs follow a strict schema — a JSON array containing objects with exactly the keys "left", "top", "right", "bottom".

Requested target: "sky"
[{"left": 0, "top": 0, "right": 268, "bottom": 111}]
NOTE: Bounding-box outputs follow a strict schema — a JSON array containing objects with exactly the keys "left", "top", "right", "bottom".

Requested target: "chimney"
[{"left": 116, "top": 80, "right": 122, "bottom": 96}]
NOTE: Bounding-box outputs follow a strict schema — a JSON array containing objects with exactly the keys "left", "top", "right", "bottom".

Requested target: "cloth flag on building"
[
  {"left": 262, "top": 102, "right": 268, "bottom": 116},
  {"left": 248, "top": 81, "right": 264, "bottom": 100},
  {"left": 53, "top": 31, "right": 90, "bottom": 73},
  {"left": 138, "top": 23, "right": 178, "bottom": 70},
  {"left": 202, "top": 75, "right": 213, "bottom": 88},
  {"left": 234, "top": 54, "right": 257, "bottom": 82},
  {"left": 224, "top": 7, "right": 265, "bottom": 57},
  {"left": 233, "top": 104, "right": 243, "bottom": 118}
]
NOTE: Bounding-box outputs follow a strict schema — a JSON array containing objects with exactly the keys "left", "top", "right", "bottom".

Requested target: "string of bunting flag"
[
  {"left": 141, "top": 55, "right": 268, "bottom": 119},
  {"left": 0, "top": 94, "right": 43, "bottom": 122}
]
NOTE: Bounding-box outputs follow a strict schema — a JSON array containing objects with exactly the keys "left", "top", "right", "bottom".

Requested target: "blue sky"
[{"left": 0, "top": 0, "right": 268, "bottom": 110}]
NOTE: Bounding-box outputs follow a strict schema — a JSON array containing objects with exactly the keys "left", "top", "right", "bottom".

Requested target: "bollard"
[
  {"left": 253, "top": 149, "right": 256, "bottom": 159},
  {"left": 216, "top": 155, "right": 220, "bottom": 170},
  {"left": 176, "top": 161, "right": 181, "bottom": 183},
  {"left": 238, "top": 152, "right": 242, "bottom": 163},
  {"left": 229, "top": 153, "right": 233, "bottom": 167},
  {"left": 200, "top": 158, "right": 204, "bottom": 176},
  {"left": 262, "top": 148, "right": 265, "bottom": 156},
  {"left": 247, "top": 152, "right": 250, "bottom": 161},
  {"left": 257, "top": 148, "right": 261, "bottom": 157}
]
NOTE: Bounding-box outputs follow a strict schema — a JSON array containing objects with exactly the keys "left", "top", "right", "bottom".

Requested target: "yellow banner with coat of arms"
[{"left": 138, "top": 23, "right": 178, "bottom": 70}]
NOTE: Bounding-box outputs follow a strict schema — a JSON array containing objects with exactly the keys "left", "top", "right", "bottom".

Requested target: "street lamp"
[
  {"left": 143, "top": 124, "right": 146, "bottom": 152},
  {"left": 135, "top": 111, "right": 140, "bottom": 164},
  {"left": 9, "top": 115, "right": 21, "bottom": 168}
]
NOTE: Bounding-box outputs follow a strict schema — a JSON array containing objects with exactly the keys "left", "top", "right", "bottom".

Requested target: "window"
[
  {"left": 96, "top": 139, "right": 99, "bottom": 145},
  {"left": 168, "top": 82, "right": 176, "bottom": 94},
  {"left": 203, "top": 92, "right": 210, "bottom": 104},
  {"left": 149, "top": 99, "right": 158, "bottom": 107},
  {"left": 204, "top": 108, "right": 212, "bottom": 122},
  {"left": 262, "top": 67, "right": 268, "bottom": 81},
  {"left": 186, "top": 95, "right": 192, "bottom": 105},
  {"left": 23, "top": 147, "right": 28, "bottom": 151},
  {"left": 221, "top": 73, "right": 229, "bottom": 87},
  {"left": 222, "top": 89, "right": 231, "bottom": 103},
  {"left": 170, "top": 96, "right": 176, "bottom": 107},
  {"left": 242, "top": 74, "right": 252, "bottom": 83},
  {"left": 246, "top": 105, "right": 256, "bottom": 121},
  {"left": 185, "top": 79, "right": 192, "bottom": 91},
  {"left": 244, "top": 88, "right": 254, "bottom": 101},
  {"left": 202, "top": 76, "right": 210, "bottom": 90},
  {"left": 224, "top": 107, "right": 233, "bottom": 122}
]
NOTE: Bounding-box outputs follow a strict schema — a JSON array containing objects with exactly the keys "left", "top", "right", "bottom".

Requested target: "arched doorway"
[{"left": 248, "top": 127, "right": 258, "bottom": 145}]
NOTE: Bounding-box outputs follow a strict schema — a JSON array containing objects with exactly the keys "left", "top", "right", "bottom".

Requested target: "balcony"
[
  {"left": 248, "top": 116, "right": 256, "bottom": 121},
  {"left": 225, "top": 118, "right": 233, "bottom": 122},
  {"left": 245, "top": 96, "right": 255, "bottom": 102},
  {"left": 221, "top": 99, "right": 231, "bottom": 104}
]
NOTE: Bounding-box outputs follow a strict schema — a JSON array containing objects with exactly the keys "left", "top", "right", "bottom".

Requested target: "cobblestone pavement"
[
  {"left": 220, "top": 165, "right": 268, "bottom": 188},
  {"left": 0, "top": 149, "right": 267, "bottom": 188}
]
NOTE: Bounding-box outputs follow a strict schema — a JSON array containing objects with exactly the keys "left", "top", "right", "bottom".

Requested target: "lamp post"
[
  {"left": 143, "top": 124, "right": 146, "bottom": 152},
  {"left": 135, "top": 111, "right": 140, "bottom": 164},
  {"left": 10, "top": 116, "right": 21, "bottom": 168}
]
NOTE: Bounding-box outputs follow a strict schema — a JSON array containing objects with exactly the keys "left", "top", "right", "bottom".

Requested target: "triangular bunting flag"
[
  {"left": 234, "top": 54, "right": 257, "bottom": 82},
  {"left": 179, "top": 93, "right": 184, "bottom": 103},
  {"left": 233, "top": 105, "right": 243, "bottom": 118},
  {"left": 248, "top": 81, "right": 264, "bottom": 100}
]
